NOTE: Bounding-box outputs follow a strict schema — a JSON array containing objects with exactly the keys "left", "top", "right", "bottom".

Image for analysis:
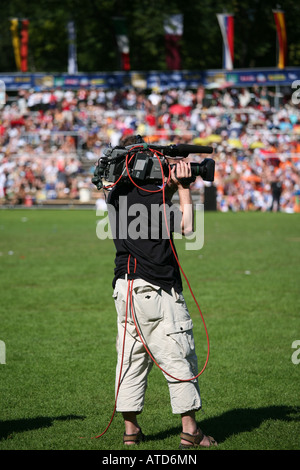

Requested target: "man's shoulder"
[
  {"left": 107, "top": 184, "right": 130, "bottom": 202},
  {"left": 107, "top": 183, "right": 172, "bottom": 208}
]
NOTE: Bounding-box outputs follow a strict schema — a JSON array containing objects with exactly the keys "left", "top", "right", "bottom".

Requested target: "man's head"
[{"left": 119, "top": 134, "right": 145, "bottom": 147}]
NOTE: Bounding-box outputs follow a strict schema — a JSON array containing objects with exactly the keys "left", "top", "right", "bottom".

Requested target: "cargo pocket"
[
  {"left": 112, "top": 279, "right": 128, "bottom": 305},
  {"left": 165, "top": 319, "right": 195, "bottom": 359},
  {"left": 133, "top": 284, "right": 163, "bottom": 324},
  {"left": 112, "top": 286, "right": 128, "bottom": 324}
]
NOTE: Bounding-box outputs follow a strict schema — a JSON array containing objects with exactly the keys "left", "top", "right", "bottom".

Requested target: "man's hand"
[
  {"left": 168, "top": 160, "right": 195, "bottom": 191},
  {"left": 166, "top": 160, "right": 194, "bottom": 198}
]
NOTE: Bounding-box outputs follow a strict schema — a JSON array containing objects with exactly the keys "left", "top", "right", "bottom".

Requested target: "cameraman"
[{"left": 107, "top": 135, "right": 217, "bottom": 449}]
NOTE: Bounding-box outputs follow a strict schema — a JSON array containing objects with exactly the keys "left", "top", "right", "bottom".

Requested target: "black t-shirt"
[{"left": 107, "top": 182, "right": 183, "bottom": 293}]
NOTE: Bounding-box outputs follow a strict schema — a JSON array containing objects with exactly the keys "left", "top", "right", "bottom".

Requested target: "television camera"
[{"left": 91, "top": 142, "right": 215, "bottom": 190}]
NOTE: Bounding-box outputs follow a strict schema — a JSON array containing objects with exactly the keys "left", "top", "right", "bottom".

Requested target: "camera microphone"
[
  {"left": 167, "top": 144, "right": 213, "bottom": 157},
  {"left": 149, "top": 143, "right": 213, "bottom": 158}
]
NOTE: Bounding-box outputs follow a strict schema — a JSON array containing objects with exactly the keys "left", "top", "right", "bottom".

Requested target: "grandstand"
[{"left": 0, "top": 79, "right": 300, "bottom": 212}]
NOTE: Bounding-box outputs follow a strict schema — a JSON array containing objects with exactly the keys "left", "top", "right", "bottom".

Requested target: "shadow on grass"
[
  {"left": 0, "top": 415, "right": 85, "bottom": 441},
  {"left": 148, "top": 405, "right": 300, "bottom": 444},
  {"left": 1, "top": 406, "right": 299, "bottom": 445}
]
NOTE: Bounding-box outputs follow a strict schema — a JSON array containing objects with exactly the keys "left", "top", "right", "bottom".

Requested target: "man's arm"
[{"left": 166, "top": 161, "right": 194, "bottom": 236}]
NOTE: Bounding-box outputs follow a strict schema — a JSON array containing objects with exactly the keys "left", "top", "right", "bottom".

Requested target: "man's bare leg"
[
  {"left": 123, "top": 412, "right": 140, "bottom": 445},
  {"left": 181, "top": 411, "right": 213, "bottom": 447}
]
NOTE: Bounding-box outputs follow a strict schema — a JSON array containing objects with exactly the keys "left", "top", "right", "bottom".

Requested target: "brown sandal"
[
  {"left": 179, "top": 428, "right": 217, "bottom": 449},
  {"left": 123, "top": 429, "right": 145, "bottom": 445}
]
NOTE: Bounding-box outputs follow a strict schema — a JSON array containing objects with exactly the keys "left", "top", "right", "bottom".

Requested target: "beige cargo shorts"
[{"left": 113, "top": 277, "right": 202, "bottom": 415}]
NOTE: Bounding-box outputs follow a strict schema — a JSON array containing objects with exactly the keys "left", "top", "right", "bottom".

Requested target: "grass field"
[{"left": 0, "top": 208, "right": 299, "bottom": 451}]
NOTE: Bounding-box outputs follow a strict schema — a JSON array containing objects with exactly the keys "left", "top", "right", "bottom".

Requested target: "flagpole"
[{"left": 67, "top": 20, "right": 78, "bottom": 74}]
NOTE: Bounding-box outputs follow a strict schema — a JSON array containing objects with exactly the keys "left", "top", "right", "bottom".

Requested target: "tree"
[{"left": 0, "top": 0, "right": 299, "bottom": 73}]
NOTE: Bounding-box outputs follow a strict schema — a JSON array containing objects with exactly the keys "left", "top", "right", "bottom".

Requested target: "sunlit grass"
[{"left": 0, "top": 209, "right": 299, "bottom": 450}]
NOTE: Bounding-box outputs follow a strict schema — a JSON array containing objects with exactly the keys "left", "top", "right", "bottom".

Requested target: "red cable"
[
  {"left": 124, "top": 150, "right": 210, "bottom": 380},
  {"left": 89, "top": 258, "right": 135, "bottom": 439}
]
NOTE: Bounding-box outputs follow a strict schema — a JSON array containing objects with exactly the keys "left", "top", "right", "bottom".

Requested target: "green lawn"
[{"left": 0, "top": 208, "right": 299, "bottom": 450}]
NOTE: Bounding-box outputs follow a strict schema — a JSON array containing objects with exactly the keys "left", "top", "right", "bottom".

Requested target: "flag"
[
  {"left": 217, "top": 13, "right": 234, "bottom": 70},
  {"left": 113, "top": 17, "right": 130, "bottom": 71},
  {"left": 10, "top": 18, "right": 21, "bottom": 71},
  {"left": 273, "top": 10, "right": 287, "bottom": 69},
  {"left": 164, "top": 14, "right": 183, "bottom": 70},
  {"left": 67, "top": 21, "right": 78, "bottom": 74},
  {"left": 20, "top": 19, "right": 29, "bottom": 73}
]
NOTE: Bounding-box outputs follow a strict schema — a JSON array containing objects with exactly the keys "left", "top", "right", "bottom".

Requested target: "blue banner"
[
  {"left": 1, "top": 67, "right": 300, "bottom": 91},
  {"left": 204, "top": 68, "right": 300, "bottom": 87}
]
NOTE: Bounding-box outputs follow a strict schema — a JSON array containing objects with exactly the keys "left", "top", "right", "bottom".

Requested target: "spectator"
[{"left": 270, "top": 176, "right": 283, "bottom": 212}]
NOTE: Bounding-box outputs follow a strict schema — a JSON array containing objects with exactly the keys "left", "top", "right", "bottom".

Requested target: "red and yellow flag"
[
  {"left": 10, "top": 18, "right": 21, "bottom": 71},
  {"left": 10, "top": 18, "right": 29, "bottom": 72},
  {"left": 273, "top": 10, "right": 287, "bottom": 69}
]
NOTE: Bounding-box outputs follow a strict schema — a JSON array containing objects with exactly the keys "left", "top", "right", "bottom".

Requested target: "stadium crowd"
[{"left": 0, "top": 84, "right": 300, "bottom": 212}]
